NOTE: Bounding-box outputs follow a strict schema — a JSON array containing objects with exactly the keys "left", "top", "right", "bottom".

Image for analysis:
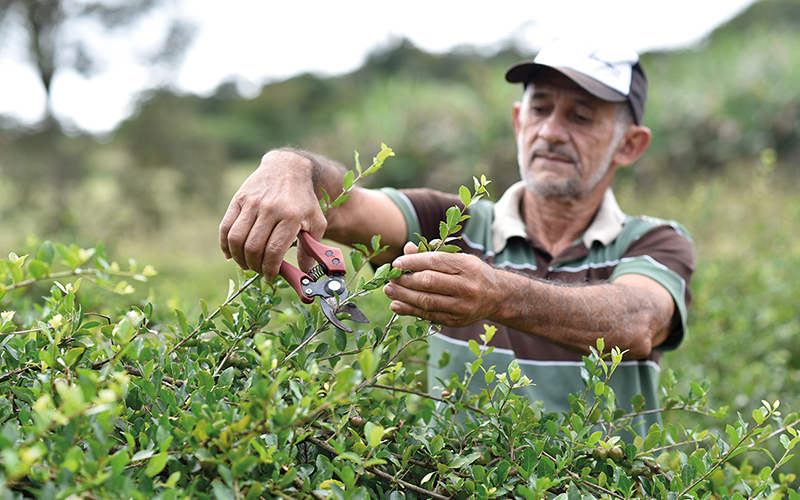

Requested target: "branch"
[
  {"left": 370, "top": 383, "right": 484, "bottom": 415},
  {"left": 304, "top": 435, "right": 451, "bottom": 500},
  {"left": 168, "top": 274, "right": 260, "bottom": 356}
]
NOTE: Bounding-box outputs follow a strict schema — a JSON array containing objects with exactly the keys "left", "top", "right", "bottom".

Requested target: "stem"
[
  {"left": 4, "top": 268, "right": 134, "bottom": 291},
  {"left": 540, "top": 450, "right": 625, "bottom": 500},
  {"left": 305, "top": 435, "right": 451, "bottom": 500},
  {"left": 678, "top": 410, "right": 771, "bottom": 498},
  {"left": 370, "top": 383, "right": 484, "bottom": 415},
  {"left": 167, "top": 274, "right": 260, "bottom": 356}
]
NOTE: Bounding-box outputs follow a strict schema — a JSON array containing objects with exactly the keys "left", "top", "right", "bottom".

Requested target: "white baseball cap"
[{"left": 505, "top": 38, "right": 648, "bottom": 125}]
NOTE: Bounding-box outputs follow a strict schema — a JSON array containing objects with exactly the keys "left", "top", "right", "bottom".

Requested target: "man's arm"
[
  {"left": 383, "top": 244, "right": 675, "bottom": 359},
  {"left": 219, "top": 148, "right": 407, "bottom": 278}
]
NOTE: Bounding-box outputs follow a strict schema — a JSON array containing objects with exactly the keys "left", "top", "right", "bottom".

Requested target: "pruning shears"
[{"left": 279, "top": 231, "right": 368, "bottom": 333}]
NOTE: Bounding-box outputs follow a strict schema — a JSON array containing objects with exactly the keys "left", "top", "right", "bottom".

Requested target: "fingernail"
[
  {"left": 392, "top": 258, "right": 403, "bottom": 268},
  {"left": 383, "top": 284, "right": 394, "bottom": 297}
]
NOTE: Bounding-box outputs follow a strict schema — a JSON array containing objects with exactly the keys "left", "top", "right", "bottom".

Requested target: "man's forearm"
[{"left": 491, "top": 270, "right": 674, "bottom": 359}]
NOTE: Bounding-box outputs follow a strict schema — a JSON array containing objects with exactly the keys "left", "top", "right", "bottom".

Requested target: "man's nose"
[{"left": 537, "top": 113, "right": 569, "bottom": 145}]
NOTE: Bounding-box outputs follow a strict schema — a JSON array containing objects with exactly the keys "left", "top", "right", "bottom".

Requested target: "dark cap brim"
[
  {"left": 505, "top": 60, "right": 647, "bottom": 125},
  {"left": 505, "top": 62, "right": 627, "bottom": 102}
]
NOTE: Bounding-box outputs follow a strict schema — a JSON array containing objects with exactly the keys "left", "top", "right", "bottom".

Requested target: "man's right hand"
[{"left": 219, "top": 149, "right": 328, "bottom": 279}]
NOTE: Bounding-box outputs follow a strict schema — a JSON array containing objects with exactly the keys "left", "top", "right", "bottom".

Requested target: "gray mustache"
[{"left": 529, "top": 141, "right": 579, "bottom": 164}]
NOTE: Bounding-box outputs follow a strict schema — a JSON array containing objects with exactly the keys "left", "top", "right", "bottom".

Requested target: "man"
[{"left": 218, "top": 39, "right": 695, "bottom": 429}]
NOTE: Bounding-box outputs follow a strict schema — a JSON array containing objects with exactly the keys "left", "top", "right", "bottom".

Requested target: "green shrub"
[{"left": 1, "top": 149, "right": 799, "bottom": 499}]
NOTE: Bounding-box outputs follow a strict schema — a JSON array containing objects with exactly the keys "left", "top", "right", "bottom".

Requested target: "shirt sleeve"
[
  {"left": 611, "top": 223, "right": 696, "bottom": 351},
  {"left": 379, "top": 187, "right": 464, "bottom": 243}
]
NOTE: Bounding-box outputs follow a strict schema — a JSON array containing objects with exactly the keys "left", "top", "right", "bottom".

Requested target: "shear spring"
[{"left": 307, "top": 265, "right": 327, "bottom": 282}]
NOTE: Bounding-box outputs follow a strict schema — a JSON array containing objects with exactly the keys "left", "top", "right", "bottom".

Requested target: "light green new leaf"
[
  {"left": 468, "top": 339, "right": 481, "bottom": 357},
  {"left": 368, "top": 424, "right": 384, "bottom": 448},
  {"left": 459, "top": 185, "right": 471, "bottom": 208}
]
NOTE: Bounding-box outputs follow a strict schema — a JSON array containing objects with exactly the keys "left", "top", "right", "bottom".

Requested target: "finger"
[
  {"left": 224, "top": 203, "right": 260, "bottom": 270},
  {"left": 392, "top": 250, "right": 460, "bottom": 274},
  {"left": 384, "top": 279, "right": 461, "bottom": 312},
  {"left": 296, "top": 222, "right": 328, "bottom": 272},
  {"left": 242, "top": 211, "right": 283, "bottom": 274},
  {"left": 260, "top": 219, "right": 303, "bottom": 280},
  {"left": 392, "top": 267, "right": 465, "bottom": 296},
  {"left": 219, "top": 198, "right": 243, "bottom": 259},
  {"left": 402, "top": 241, "right": 419, "bottom": 255},
  {"left": 387, "top": 297, "right": 462, "bottom": 326}
]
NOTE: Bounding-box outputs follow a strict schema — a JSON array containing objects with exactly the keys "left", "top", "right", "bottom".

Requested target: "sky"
[{"left": 0, "top": 0, "right": 757, "bottom": 135}]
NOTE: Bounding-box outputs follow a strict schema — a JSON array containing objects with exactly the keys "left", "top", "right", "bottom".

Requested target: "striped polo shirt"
[{"left": 381, "top": 182, "right": 695, "bottom": 431}]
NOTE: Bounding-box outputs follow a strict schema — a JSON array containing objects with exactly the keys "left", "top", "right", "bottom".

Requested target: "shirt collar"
[{"left": 491, "top": 182, "right": 626, "bottom": 253}]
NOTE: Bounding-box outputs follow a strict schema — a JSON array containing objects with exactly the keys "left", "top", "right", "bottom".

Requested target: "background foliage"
[{"left": 1, "top": 0, "right": 800, "bottom": 492}]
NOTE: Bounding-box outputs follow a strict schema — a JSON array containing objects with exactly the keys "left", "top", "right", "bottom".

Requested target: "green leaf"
[
  {"left": 470, "top": 358, "right": 483, "bottom": 375},
  {"left": 218, "top": 367, "right": 235, "bottom": 388},
  {"left": 343, "top": 170, "right": 355, "bottom": 191},
  {"left": 145, "top": 451, "right": 169, "bottom": 477},
  {"left": 438, "top": 351, "right": 450, "bottom": 369},
  {"left": 438, "top": 245, "right": 461, "bottom": 253},
  {"left": 36, "top": 241, "right": 55, "bottom": 265},
  {"left": 175, "top": 309, "right": 189, "bottom": 335},
  {"left": 468, "top": 339, "right": 481, "bottom": 357},
  {"left": 357, "top": 349, "right": 375, "bottom": 381},
  {"left": 520, "top": 447, "right": 537, "bottom": 475},
  {"left": 354, "top": 151, "right": 362, "bottom": 174},
  {"left": 459, "top": 185, "right": 471, "bottom": 208},
  {"left": 438, "top": 221, "right": 449, "bottom": 242},
  {"left": 508, "top": 359, "right": 521, "bottom": 383},
  {"left": 449, "top": 452, "right": 481, "bottom": 469},
  {"left": 375, "top": 144, "right": 394, "bottom": 165},
  {"left": 330, "top": 193, "right": 352, "bottom": 209},
  {"left": 430, "top": 435, "right": 444, "bottom": 455},
  {"left": 643, "top": 425, "right": 662, "bottom": 451},
  {"left": 516, "top": 486, "right": 537, "bottom": 500},
  {"left": 27, "top": 260, "right": 49, "bottom": 280},
  {"left": 368, "top": 424, "right": 384, "bottom": 448}
]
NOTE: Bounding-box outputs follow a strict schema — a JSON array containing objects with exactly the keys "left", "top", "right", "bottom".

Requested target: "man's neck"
[{"left": 520, "top": 187, "right": 606, "bottom": 257}]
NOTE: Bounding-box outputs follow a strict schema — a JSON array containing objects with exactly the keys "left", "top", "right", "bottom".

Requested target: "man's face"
[{"left": 514, "top": 69, "right": 624, "bottom": 200}]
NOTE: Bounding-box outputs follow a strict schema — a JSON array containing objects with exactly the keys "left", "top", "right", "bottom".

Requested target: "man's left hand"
[{"left": 383, "top": 243, "right": 502, "bottom": 326}]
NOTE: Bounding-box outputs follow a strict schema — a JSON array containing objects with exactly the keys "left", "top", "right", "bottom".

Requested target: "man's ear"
[
  {"left": 512, "top": 102, "right": 522, "bottom": 137},
  {"left": 613, "top": 125, "right": 652, "bottom": 167}
]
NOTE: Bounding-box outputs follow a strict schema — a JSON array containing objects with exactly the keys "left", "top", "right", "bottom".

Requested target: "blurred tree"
[
  {"left": 0, "top": 0, "right": 194, "bottom": 127},
  {"left": 0, "top": 0, "right": 196, "bottom": 232}
]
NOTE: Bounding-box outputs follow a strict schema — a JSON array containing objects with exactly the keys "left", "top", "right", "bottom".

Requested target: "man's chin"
[{"left": 524, "top": 177, "right": 581, "bottom": 199}]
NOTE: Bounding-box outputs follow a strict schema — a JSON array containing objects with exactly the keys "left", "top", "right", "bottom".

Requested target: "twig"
[
  {"left": 541, "top": 450, "right": 625, "bottom": 500},
  {"left": 305, "top": 435, "right": 451, "bottom": 500},
  {"left": 168, "top": 274, "right": 260, "bottom": 356},
  {"left": 122, "top": 364, "right": 183, "bottom": 388},
  {"left": 369, "top": 383, "right": 484, "bottom": 415}
]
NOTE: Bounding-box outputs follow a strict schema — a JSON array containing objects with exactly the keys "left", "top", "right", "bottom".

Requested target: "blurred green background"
[{"left": 2, "top": 0, "right": 800, "bottom": 479}]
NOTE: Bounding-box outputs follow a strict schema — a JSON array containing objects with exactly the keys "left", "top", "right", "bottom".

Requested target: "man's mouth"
[{"left": 533, "top": 151, "right": 574, "bottom": 164}]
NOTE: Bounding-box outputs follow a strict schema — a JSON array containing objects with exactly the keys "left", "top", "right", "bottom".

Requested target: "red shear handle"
[
  {"left": 279, "top": 260, "right": 315, "bottom": 304},
  {"left": 297, "top": 231, "right": 346, "bottom": 274}
]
